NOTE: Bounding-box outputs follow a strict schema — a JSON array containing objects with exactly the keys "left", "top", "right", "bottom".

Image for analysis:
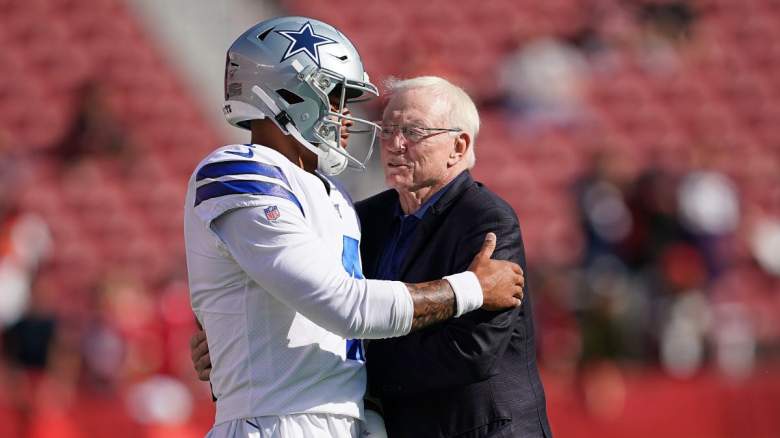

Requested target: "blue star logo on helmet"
[{"left": 276, "top": 21, "right": 337, "bottom": 66}]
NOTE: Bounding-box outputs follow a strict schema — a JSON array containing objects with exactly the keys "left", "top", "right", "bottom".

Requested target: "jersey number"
[{"left": 343, "top": 236, "right": 365, "bottom": 361}]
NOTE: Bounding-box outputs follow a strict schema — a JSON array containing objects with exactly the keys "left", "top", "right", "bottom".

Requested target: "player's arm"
[
  {"left": 404, "top": 230, "right": 520, "bottom": 331},
  {"left": 211, "top": 202, "right": 522, "bottom": 339},
  {"left": 187, "top": 228, "right": 521, "bottom": 382},
  {"left": 368, "top": 208, "right": 527, "bottom": 394}
]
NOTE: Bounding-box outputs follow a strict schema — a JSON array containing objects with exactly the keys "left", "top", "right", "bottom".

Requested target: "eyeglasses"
[{"left": 378, "top": 124, "right": 462, "bottom": 143}]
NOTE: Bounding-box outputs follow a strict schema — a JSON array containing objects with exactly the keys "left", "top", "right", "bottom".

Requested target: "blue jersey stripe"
[
  {"left": 194, "top": 180, "right": 304, "bottom": 215},
  {"left": 196, "top": 160, "right": 290, "bottom": 187}
]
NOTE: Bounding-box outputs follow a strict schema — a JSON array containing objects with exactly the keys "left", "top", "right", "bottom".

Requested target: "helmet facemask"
[{"left": 301, "top": 65, "right": 380, "bottom": 175}]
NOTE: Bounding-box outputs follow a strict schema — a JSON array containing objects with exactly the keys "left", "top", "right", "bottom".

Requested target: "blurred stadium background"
[{"left": 1, "top": 0, "right": 779, "bottom": 436}]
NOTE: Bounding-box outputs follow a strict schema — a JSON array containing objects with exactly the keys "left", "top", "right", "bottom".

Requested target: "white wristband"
[{"left": 444, "top": 271, "right": 483, "bottom": 317}]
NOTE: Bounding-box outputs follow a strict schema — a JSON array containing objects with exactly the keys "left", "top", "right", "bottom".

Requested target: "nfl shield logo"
[{"left": 264, "top": 205, "right": 280, "bottom": 221}]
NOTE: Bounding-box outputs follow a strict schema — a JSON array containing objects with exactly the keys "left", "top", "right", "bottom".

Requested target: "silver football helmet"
[{"left": 223, "top": 16, "right": 380, "bottom": 176}]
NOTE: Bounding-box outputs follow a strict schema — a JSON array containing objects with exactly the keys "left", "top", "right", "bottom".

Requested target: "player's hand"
[
  {"left": 189, "top": 325, "right": 212, "bottom": 381},
  {"left": 361, "top": 409, "right": 388, "bottom": 438},
  {"left": 468, "top": 232, "right": 524, "bottom": 311}
]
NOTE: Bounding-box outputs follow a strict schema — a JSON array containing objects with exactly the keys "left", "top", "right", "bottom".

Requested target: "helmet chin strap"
[{"left": 251, "top": 85, "right": 349, "bottom": 176}]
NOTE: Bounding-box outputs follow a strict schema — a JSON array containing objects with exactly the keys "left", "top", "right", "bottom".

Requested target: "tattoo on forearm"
[{"left": 405, "top": 279, "right": 457, "bottom": 331}]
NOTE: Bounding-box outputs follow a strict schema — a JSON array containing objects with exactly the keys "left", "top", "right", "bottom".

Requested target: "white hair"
[{"left": 384, "top": 76, "right": 480, "bottom": 168}]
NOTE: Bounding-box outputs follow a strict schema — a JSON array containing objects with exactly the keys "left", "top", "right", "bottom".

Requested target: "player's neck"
[{"left": 250, "top": 120, "right": 318, "bottom": 173}]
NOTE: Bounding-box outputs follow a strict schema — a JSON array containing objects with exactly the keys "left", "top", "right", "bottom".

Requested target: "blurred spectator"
[
  {"left": 574, "top": 149, "right": 635, "bottom": 266},
  {"left": 79, "top": 271, "right": 162, "bottom": 392},
  {"left": 53, "top": 80, "right": 128, "bottom": 164},
  {"left": 499, "top": 37, "right": 589, "bottom": 134},
  {"left": 637, "top": 1, "right": 696, "bottom": 46},
  {"left": 79, "top": 306, "right": 126, "bottom": 394},
  {"left": 622, "top": 167, "right": 696, "bottom": 273},
  {"left": 677, "top": 169, "right": 740, "bottom": 277},
  {"left": 0, "top": 132, "right": 51, "bottom": 327},
  {"left": 578, "top": 256, "right": 638, "bottom": 362},
  {"left": 1, "top": 281, "right": 81, "bottom": 438},
  {"left": 749, "top": 218, "right": 780, "bottom": 277},
  {"left": 634, "top": 1, "right": 697, "bottom": 73},
  {"left": 1, "top": 299, "right": 57, "bottom": 371},
  {"left": 710, "top": 300, "right": 756, "bottom": 379},
  {"left": 678, "top": 171, "right": 739, "bottom": 237},
  {"left": 565, "top": 5, "right": 636, "bottom": 75},
  {"left": 126, "top": 375, "right": 198, "bottom": 438},
  {"left": 660, "top": 289, "right": 710, "bottom": 377},
  {"left": 0, "top": 214, "right": 51, "bottom": 327},
  {"left": 533, "top": 266, "right": 583, "bottom": 377}
]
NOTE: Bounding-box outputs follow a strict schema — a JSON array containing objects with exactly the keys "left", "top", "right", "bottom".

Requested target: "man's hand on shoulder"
[{"left": 469, "top": 232, "right": 524, "bottom": 311}]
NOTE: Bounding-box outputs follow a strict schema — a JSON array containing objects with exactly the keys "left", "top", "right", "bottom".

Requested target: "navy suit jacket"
[{"left": 356, "top": 171, "right": 552, "bottom": 438}]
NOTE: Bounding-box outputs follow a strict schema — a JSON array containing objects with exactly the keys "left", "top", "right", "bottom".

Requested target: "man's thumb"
[{"left": 477, "top": 232, "right": 497, "bottom": 260}]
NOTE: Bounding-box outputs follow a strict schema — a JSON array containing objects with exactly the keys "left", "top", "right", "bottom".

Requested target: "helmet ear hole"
[
  {"left": 276, "top": 89, "right": 304, "bottom": 105},
  {"left": 258, "top": 27, "right": 274, "bottom": 41}
]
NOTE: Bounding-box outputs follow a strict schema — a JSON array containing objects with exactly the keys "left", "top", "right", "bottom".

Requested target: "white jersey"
[{"left": 183, "top": 144, "right": 414, "bottom": 426}]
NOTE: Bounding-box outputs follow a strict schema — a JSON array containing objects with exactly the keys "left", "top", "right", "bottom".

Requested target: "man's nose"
[{"left": 383, "top": 132, "right": 407, "bottom": 153}]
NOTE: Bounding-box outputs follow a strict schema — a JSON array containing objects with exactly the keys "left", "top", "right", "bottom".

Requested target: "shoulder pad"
[{"left": 192, "top": 144, "right": 303, "bottom": 226}]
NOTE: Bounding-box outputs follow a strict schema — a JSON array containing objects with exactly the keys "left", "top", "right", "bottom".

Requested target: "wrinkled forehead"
[{"left": 382, "top": 88, "right": 449, "bottom": 124}]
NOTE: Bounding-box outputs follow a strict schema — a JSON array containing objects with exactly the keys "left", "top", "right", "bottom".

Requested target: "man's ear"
[{"left": 448, "top": 132, "right": 470, "bottom": 167}]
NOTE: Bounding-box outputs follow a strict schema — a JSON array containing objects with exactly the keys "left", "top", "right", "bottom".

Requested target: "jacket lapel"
[{"left": 398, "top": 172, "right": 474, "bottom": 278}]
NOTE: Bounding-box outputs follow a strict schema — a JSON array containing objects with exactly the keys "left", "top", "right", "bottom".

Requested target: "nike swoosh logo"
[{"left": 226, "top": 148, "right": 254, "bottom": 158}]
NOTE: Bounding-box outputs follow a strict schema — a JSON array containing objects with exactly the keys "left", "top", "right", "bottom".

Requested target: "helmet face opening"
[
  {"left": 303, "top": 66, "right": 379, "bottom": 171},
  {"left": 223, "top": 17, "right": 379, "bottom": 173}
]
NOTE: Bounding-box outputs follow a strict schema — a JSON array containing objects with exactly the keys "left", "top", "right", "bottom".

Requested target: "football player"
[{"left": 184, "top": 16, "right": 524, "bottom": 438}]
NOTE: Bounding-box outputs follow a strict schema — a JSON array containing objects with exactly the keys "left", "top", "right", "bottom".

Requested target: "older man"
[{"left": 358, "top": 76, "right": 552, "bottom": 438}]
